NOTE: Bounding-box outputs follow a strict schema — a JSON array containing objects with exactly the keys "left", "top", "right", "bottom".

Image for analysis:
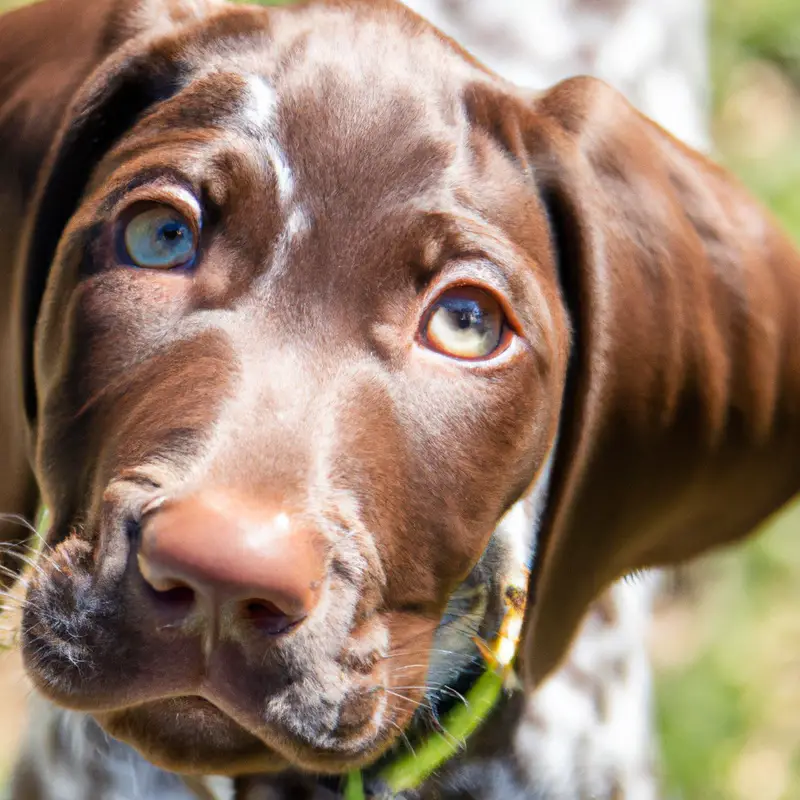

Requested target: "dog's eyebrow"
[{"left": 94, "top": 169, "right": 202, "bottom": 215}]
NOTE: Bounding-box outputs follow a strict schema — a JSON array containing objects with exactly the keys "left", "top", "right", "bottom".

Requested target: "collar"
[{"left": 343, "top": 569, "right": 528, "bottom": 799}]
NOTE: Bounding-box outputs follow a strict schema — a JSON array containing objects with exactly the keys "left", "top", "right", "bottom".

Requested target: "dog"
[{"left": 1, "top": 0, "right": 799, "bottom": 797}]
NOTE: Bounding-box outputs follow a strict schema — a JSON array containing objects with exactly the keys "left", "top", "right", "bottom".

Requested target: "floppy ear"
[
  {"left": 519, "top": 76, "right": 800, "bottom": 686},
  {"left": 0, "top": 0, "right": 218, "bottom": 567}
]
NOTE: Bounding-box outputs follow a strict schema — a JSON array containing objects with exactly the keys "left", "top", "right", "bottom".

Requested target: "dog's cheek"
[
  {"left": 327, "top": 349, "right": 556, "bottom": 607},
  {"left": 35, "top": 268, "right": 236, "bottom": 513},
  {"left": 403, "top": 350, "right": 554, "bottom": 582},
  {"left": 35, "top": 266, "right": 188, "bottom": 463},
  {"left": 69, "top": 270, "right": 193, "bottom": 398}
]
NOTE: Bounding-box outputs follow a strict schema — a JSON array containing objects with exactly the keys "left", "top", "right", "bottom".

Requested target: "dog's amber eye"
[
  {"left": 422, "top": 287, "right": 507, "bottom": 360},
  {"left": 123, "top": 206, "right": 196, "bottom": 269}
]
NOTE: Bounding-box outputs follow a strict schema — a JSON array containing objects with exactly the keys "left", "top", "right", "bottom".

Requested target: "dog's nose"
[{"left": 136, "top": 490, "right": 325, "bottom": 635}]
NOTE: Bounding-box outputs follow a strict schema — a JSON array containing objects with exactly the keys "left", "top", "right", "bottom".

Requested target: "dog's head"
[{"left": 3, "top": 0, "right": 800, "bottom": 779}]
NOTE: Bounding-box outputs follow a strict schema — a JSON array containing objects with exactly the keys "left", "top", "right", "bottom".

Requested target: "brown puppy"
[{"left": 0, "top": 0, "right": 799, "bottom": 794}]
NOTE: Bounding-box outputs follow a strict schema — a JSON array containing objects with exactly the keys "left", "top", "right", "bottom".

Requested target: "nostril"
[
  {"left": 242, "top": 599, "right": 303, "bottom": 636},
  {"left": 159, "top": 584, "right": 196, "bottom": 607},
  {"left": 145, "top": 581, "right": 196, "bottom": 613}
]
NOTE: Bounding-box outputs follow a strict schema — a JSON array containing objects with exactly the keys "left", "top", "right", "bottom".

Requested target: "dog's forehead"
[
  {"left": 216, "top": 0, "right": 483, "bottom": 93},
  {"left": 166, "top": 2, "right": 486, "bottom": 197}
]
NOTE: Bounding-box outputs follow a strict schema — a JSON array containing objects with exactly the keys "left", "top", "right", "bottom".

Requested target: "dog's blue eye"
[
  {"left": 123, "top": 206, "right": 196, "bottom": 269},
  {"left": 422, "top": 286, "right": 507, "bottom": 360}
]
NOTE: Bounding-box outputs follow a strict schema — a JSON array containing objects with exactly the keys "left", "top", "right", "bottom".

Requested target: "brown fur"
[{"left": 0, "top": 0, "right": 799, "bottom": 790}]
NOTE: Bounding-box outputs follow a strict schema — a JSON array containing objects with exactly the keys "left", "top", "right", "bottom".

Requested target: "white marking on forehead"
[
  {"left": 243, "top": 74, "right": 295, "bottom": 203},
  {"left": 285, "top": 203, "right": 310, "bottom": 239},
  {"left": 244, "top": 72, "right": 277, "bottom": 127}
]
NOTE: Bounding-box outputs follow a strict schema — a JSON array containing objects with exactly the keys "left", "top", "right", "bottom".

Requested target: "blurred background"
[
  {"left": 0, "top": 0, "right": 798, "bottom": 798},
  {"left": 653, "top": 3, "right": 800, "bottom": 798}
]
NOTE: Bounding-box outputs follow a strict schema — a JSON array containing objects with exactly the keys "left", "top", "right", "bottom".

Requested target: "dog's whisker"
[
  {"left": 391, "top": 683, "right": 469, "bottom": 710},
  {"left": 23, "top": 544, "right": 64, "bottom": 573},
  {"left": 0, "top": 566, "right": 31, "bottom": 586},
  {"left": 0, "top": 532, "right": 53, "bottom": 556},
  {"left": 389, "top": 663, "right": 428, "bottom": 674},
  {"left": 382, "top": 649, "right": 459, "bottom": 660},
  {"left": 427, "top": 713, "right": 466, "bottom": 752},
  {"left": 388, "top": 685, "right": 431, "bottom": 692},
  {"left": 0, "top": 584, "right": 33, "bottom": 604},
  {"left": 34, "top": 547, "right": 61, "bottom": 568},
  {"left": 3, "top": 550, "right": 48, "bottom": 577},
  {"left": 0, "top": 513, "right": 38, "bottom": 535},
  {"left": 438, "top": 686, "right": 470, "bottom": 709},
  {"left": 386, "top": 718, "right": 417, "bottom": 760},
  {"left": 380, "top": 688, "right": 435, "bottom": 715}
]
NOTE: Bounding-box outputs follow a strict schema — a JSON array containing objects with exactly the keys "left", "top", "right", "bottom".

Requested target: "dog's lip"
[
  {"left": 94, "top": 696, "right": 291, "bottom": 775},
  {"left": 94, "top": 685, "right": 397, "bottom": 773},
  {"left": 168, "top": 694, "right": 217, "bottom": 711},
  {"left": 24, "top": 616, "right": 400, "bottom": 765}
]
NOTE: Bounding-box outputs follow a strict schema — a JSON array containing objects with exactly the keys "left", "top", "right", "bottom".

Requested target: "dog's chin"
[
  {"left": 95, "top": 695, "right": 396, "bottom": 776},
  {"left": 95, "top": 698, "right": 285, "bottom": 775}
]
